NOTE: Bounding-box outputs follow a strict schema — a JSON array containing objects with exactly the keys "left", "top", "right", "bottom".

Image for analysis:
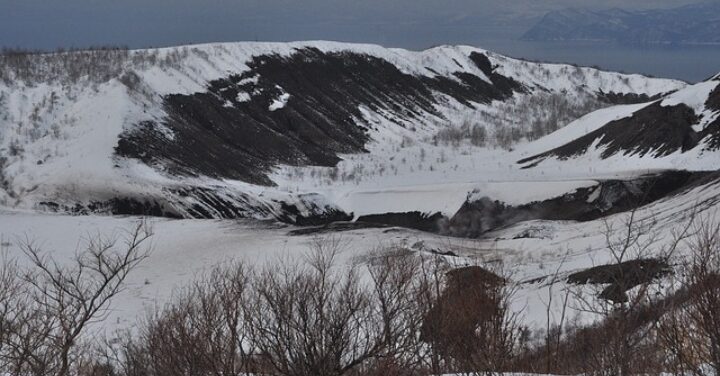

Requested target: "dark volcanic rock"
[
  {"left": 39, "top": 187, "right": 351, "bottom": 226},
  {"left": 703, "top": 84, "right": 720, "bottom": 149},
  {"left": 520, "top": 81, "right": 720, "bottom": 166},
  {"left": 277, "top": 201, "right": 353, "bottom": 226},
  {"left": 596, "top": 91, "right": 665, "bottom": 105},
  {"left": 568, "top": 258, "right": 672, "bottom": 303},
  {"left": 445, "top": 170, "right": 711, "bottom": 238},
  {"left": 468, "top": 52, "right": 494, "bottom": 77},
  {"left": 288, "top": 221, "right": 389, "bottom": 236},
  {"left": 39, "top": 197, "right": 183, "bottom": 218},
  {"left": 519, "top": 102, "right": 701, "bottom": 164},
  {"left": 707, "top": 83, "right": 720, "bottom": 112},
  {"left": 357, "top": 211, "right": 446, "bottom": 233},
  {"left": 467, "top": 52, "right": 526, "bottom": 96},
  {"left": 117, "top": 48, "right": 525, "bottom": 186}
]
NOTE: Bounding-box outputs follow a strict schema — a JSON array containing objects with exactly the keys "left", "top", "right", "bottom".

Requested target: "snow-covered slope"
[
  {"left": 518, "top": 76, "right": 720, "bottom": 173},
  {"left": 0, "top": 41, "right": 685, "bottom": 222},
  {"left": 1, "top": 167, "right": 717, "bottom": 334},
  {"left": 403, "top": 77, "right": 718, "bottom": 236}
]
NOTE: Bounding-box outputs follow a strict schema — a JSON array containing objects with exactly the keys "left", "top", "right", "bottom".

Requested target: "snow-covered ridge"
[
  {"left": 0, "top": 41, "right": 687, "bottom": 220},
  {"left": 1, "top": 41, "right": 684, "bottom": 96}
]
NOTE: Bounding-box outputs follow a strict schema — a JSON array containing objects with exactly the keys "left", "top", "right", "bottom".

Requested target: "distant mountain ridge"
[{"left": 522, "top": 1, "right": 720, "bottom": 45}]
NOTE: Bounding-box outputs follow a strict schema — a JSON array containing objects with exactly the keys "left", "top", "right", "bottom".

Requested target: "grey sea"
[{"left": 478, "top": 39, "right": 720, "bottom": 83}]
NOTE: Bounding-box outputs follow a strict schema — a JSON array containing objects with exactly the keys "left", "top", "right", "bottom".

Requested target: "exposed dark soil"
[
  {"left": 39, "top": 198, "right": 183, "bottom": 218},
  {"left": 357, "top": 211, "right": 445, "bottom": 233},
  {"left": 706, "top": 82, "right": 720, "bottom": 111},
  {"left": 277, "top": 201, "right": 353, "bottom": 226},
  {"left": 38, "top": 187, "right": 352, "bottom": 226},
  {"left": 519, "top": 102, "right": 701, "bottom": 164},
  {"left": 519, "top": 84, "right": 720, "bottom": 166},
  {"left": 702, "top": 84, "right": 720, "bottom": 149},
  {"left": 567, "top": 258, "right": 672, "bottom": 303},
  {"left": 467, "top": 52, "right": 527, "bottom": 97},
  {"left": 117, "top": 48, "right": 525, "bottom": 186},
  {"left": 61, "top": 169, "right": 711, "bottom": 236},
  {"left": 283, "top": 170, "right": 716, "bottom": 237},
  {"left": 288, "top": 211, "right": 446, "bottom": 235},
  {"left": 444, "top": 170, "right": 711, "bottom": 238},
  {"left": 596, "top": 91, "right": 665, "bottom": 105},
  {"left": 287, "top": 221, "right": 389, "bottom": 236},
  {"left": 169, "top": 186, "right": 274, "bottom": 219}
]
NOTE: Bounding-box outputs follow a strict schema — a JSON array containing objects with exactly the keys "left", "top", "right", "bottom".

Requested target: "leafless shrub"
[
  {"left": 0, "top": 250, "right": 21, "bottom": 365},
  {"left": 493, "top": 126, "right": 520, "bottom": 151},
  {"left": 363, "top": 248, "right": 441, "bottom": 375},
  {"left": 566, "top": 209, "right": 692, "bottom": 376},
  {"left": 20, "top": 216, "right": 720, "bottom": 376},
  {"left": 538, "top": 253, "right": 571, "bottom": 374},
  {"left": 434, "top": 93, "right": 606, "bottom": 150},
  {"left": 419, "top": 260, "right": 526, "bottom": 376},
  {"left": 434, "top": 120, "right": 487, "bottom": 148},
  {"left": 129, "top": 260, "right": 253, "bottom": 376},
  {"left": 245, "top": 238, "right": 387, "bottom": 376},
  {"left": 656, "top": 217, "right": 720, "bottom": 376},
  {"left": 118, "top": 72, "right": 142, "bottom": 93},
  {"left": 0, "top": 47, "right": 130, "bottom": 85},
  {"left": 0, "top": 46, "right": 189, "bottom": 86},
  {"left": 0, "top": 222, "right": 152, "bottom": 376},
  {"left": 110, "top": 241, "right": 526, "bottom": 376}
]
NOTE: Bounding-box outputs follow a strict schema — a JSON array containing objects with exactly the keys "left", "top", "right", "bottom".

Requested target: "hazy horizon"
[{"left": 0, "top": 0, "right": 707, "bottom": 51}]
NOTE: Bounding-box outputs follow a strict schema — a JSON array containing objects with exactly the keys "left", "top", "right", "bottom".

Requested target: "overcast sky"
[{"left": 0, "top": 0, "right": 704, "bottom": 51}]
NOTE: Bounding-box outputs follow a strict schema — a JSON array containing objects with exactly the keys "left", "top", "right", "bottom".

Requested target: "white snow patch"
[
  {"left": 238, "top": 75, "right": 259, "bottom": 86},
  {"left": 586, "top": 186, "right": 601, "bottom": 203},
  {"left": 269, "top": 92, "right": 290, "bottom": 111},
  {"left": 236, "top": 91, "right": 251, "bottom": 103},
  {"left": 661, "top": 80, "right": 719, "bottom": 111}
]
